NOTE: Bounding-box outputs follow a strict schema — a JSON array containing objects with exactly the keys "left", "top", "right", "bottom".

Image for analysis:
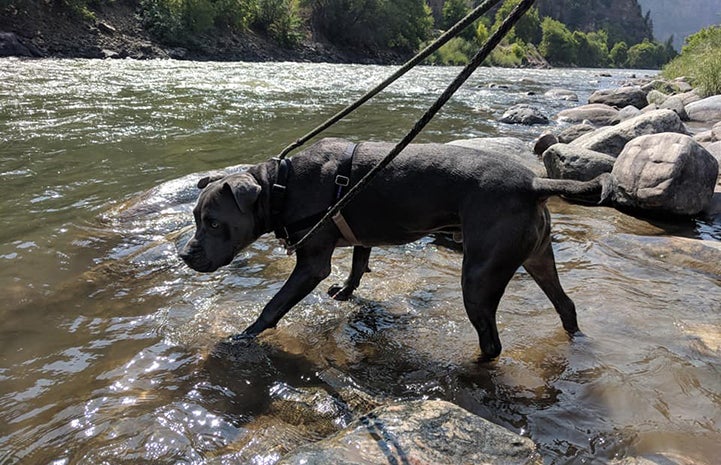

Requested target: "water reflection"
[{"left": 1, "top": 58, "right": 720, "bottom": 464}]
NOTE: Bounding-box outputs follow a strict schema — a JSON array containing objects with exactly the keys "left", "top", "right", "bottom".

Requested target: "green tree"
[
  {"left": 664, "top": 26, "right": 721, "bottom": 96},
  {"left": 609, "top": 41, "right": 628, "bottom": 67},
  {"left": 626, "top": 39, "right": 667, "bottom": 69},
  {"left": 539, "top": 17, "right": 577, "bottom": 65},
  {"left": 493, "top": 0, "right": 541, "bottom": 44},
  {"left": 573, "top": 29, "right": 609, "bottom": 67}
]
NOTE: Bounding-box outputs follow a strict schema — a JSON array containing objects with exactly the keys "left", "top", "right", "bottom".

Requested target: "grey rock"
[
  {"left": 618, "top": 105, "right": 643, "bottom": 121},
  {"left": 672, "top": 78, "right": 694, "bottom": 93},
  {"left": 660, "top": 94, "right": 689, "bottom": 121},
  {"left": 713, "top": 122, "right": 721, "bottom": 141},
  {"left": 646, "top": 89, "right": 669, "bottom": 106},
  {"left": 676, "top": 90, "right": 702, "bottom": 106},
  {"left": 686, "top": 95, "right": 721, "bottom": 122},
  {"left": 533, "top": 132, "right": 559, "bottom": 156},
  {"left": 589, "top": 86, "right": 648, "bottom": 109},
  {"left": 641, "top": 79, "right": 678, "bottom": 94},
  {"left": 611, "top": 133, "right": 718, "bottom": 215},
  {"left": 543, "top": 143, "right": 615, "bottom": 182},
  {"left": 557, "top": 103, "right": 620, "bottom": 126},
  {"left": 544, "top": 88, "right": 579, "bottom": 101},
  {"left": 557, "top": 122, "right": 596, "bottom": 143},
  {"left": 499, "top": 104, "right": 549, "bottom": 125},
  {"left": 694, "top": 130, "right": 715, "bottom": 143},
  {"left": 448, "top": 137, "right": 545, "bottom": 176},
  {"left": 277, "top": 400, "right": 542, "bottom": 465},
  {"left": 571, "top": 109, "right": 687, "bottom": 157}
]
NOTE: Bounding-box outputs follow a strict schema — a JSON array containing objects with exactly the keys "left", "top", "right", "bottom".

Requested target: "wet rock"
[
  {"left": 686, "top": 95, "right": 721, "bottom": 122},
  {"left": 277, "top": 400, "right": 542, "bottom": 465},
  {"left": 0, "top": 31, "right": 36, "bottom": 57},
  {"left": 557, "top": 122, "right": 596, "bottom": 143},
  {"left": 588, "top": 86, "right": 648, "bottom": 109},
  {"left": 612, "top": 452, "right": 708, "bottom": 465},
  {"left": 268, "top": 383, "right": 352, "bottom": 437},
  {"left": 557, "top": 103, "right": 620, "bottom": 126},
  {"left": 702, "top": 141, "right": 721, "bottom": 177},
  {"left": 611, "top": 133, "right": 719, "bottom": 216},
  {"left": 499, "top": 104, "right": 549, "bottom": 125},
  {"left": 571, "top": 109, "right": 687, "bottom": 157},
  {"left": 543, "top": 143, "right": 615, "bottom": 182},
  {"left": 659, "top": 94, "right": 690, "bottom": 121},
  {"left": 544, "top": 88, "right": 579, "bottom": 101},
  {"left": 646, "top": 89, "right": 669, "bottom": 106},
  {"left": 448, "top": 137, "right": 545, "bottom": 176},
  {"left": 533, "top": 132, "right": 558, "bottom": 156}
]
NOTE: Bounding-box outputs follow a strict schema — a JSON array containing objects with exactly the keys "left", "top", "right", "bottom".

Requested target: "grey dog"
[{"left": 180, "top": 138, "right": 612, "bottom": 360}]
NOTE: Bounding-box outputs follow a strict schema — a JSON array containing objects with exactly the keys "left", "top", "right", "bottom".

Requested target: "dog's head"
[{"left": 179, "top": 172, "right": 261, "bottom": 272}]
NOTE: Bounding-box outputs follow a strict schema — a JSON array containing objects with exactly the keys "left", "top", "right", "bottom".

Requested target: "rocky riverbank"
[
  {"left": 0, "top": 0, "right": 406, "bottom": 63},
  {"left": 496, "top": 75, "right": 721, "bottom": 220}
]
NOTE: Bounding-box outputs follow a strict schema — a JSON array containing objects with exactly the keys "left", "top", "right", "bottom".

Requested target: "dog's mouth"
[{"left": 179, "top": 248, "right": 219, "bottom": 273}]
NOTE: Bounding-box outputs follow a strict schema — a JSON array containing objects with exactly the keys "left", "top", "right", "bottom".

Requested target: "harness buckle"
[{"left": 335, "top": 175, "right": 350, "bottom": 187}]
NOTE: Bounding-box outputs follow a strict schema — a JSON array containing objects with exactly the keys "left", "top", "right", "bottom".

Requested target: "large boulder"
[
  {"left": 277, "top": 400, "right": 542, "bottom": 465},
  {"left": 686, "top": 95, "right": 721, "bottom": 122},
  {"left": 556, "top": 103, "right": 620, "bottom": 126},
  {"left": 611, "top": 133, "right": 719, "bottom": 216},
  {"left": 499, "top": 104, "right": 549, "bottom": 125},
  {"left": 543, "top": 143, "right": 615, "bottom": 182},
  {"left": 448, "top": 137, "right": 545, "bottom": 176},
  {"left": 589, "top": 86, "right": 648, "bottom": 109},
  {"left": 659, "top": 94, "right": 690, "bottom": 121},
  {"left": 571, "top": 109, "right": 687, "bottom": 157}
]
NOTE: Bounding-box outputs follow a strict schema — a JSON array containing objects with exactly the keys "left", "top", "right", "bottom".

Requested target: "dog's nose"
[{"left": 178, "top": 246, "right": 193, "bottom": 263}]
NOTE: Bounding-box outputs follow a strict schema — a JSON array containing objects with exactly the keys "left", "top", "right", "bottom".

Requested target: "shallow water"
[{"left": 0, "top": 58, "right": 720, "bottom": 464}]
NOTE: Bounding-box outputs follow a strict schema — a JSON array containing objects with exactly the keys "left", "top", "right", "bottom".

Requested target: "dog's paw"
[
  {"left": 227, "top": 332, "right": 257, "bottom": 347},
  {"left": 328, "top": 284, "right": 353, "bottom": 301}
]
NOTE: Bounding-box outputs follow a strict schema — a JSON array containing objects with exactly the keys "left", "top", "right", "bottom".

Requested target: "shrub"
[
  {"left": 539, "top": 17, "right": 577, "bottom": 65},
  {"left": 609, "top": 41, "right": 628, "bottom": 67},
  {"left": 664, "top": 26, "right": 721, "bottom": 97},
  {"left": 626, "top": 39, "right": 667, "bottom": 69}
]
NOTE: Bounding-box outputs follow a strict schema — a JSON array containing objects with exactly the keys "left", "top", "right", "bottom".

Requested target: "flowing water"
[{"left": 1, "top": 58, "right": 720, "bottom": 465}]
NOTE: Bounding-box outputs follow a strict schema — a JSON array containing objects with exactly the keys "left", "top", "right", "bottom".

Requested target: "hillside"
[{"left": 637, "top": 0, "right": 721, "bottom": 50}]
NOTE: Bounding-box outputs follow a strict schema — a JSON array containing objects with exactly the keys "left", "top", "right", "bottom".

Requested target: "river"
[{"left": 1, "top": 58, "right": 720, "bottom": 464}]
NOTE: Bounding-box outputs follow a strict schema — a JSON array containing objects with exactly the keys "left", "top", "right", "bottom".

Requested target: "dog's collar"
[{"left": 269, "top": 142, "right": 360, "bottom": 251}]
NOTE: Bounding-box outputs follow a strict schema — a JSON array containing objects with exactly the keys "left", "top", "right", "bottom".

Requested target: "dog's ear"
[
  {"left": 197, "top": 174, "right": 225, "bottom": 189},
  {"left": 222, "top": 173, "right": 261, "bottom": 213}
]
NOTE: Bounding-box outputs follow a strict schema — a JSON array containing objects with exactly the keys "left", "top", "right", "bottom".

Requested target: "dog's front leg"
[{"left": 238, "top": 243, "right": 335, "bottom": 338}]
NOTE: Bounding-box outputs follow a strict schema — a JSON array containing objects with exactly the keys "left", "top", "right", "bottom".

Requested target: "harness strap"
[{"left": 270, "top": 142, "right": 361, "bottom": 249}]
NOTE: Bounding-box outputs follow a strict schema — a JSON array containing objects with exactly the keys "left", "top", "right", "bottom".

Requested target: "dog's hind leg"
[
  {"left": 328, "top": 246, "right": 372, "bottom": 301},
  {"left": 522, "top": 240, "right": 579, "bottom": 335},
  {"left": 461, "top": 231, "right": 526, "bottom": 361}
]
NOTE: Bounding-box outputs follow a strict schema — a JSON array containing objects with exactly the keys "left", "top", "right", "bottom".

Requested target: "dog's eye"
[{"left": 210, "top": 221, "right": 220, "bottom": 229}]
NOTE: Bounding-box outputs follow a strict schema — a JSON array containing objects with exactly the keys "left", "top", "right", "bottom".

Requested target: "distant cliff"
[
  {"left": 535, "top": 0, "right": 653, "bottom": 45},
  {"left": 637, "top": 0, "right": 721, "bottom": 50}
]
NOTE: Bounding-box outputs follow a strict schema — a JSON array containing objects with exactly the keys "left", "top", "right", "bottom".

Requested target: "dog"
[{"left": 180, "top": 137, "right": 612, "bottom": 360}]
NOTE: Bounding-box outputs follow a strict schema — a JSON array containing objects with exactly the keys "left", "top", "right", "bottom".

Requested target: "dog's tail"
[{"left": 531, "top": 172, "right": 614, "bottom": 205}]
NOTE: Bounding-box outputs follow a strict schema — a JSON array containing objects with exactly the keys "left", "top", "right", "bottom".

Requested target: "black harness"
[{"left": 270, "top": 142, "right": 359, "bottom": 249}]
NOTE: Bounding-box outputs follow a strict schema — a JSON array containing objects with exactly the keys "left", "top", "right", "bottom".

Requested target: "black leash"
[
  {"left": 286, "top": 0, "right": 538, "bottom": 254},
  {"left": 275, "top": 0, "right": 504, "bottom": 160}
]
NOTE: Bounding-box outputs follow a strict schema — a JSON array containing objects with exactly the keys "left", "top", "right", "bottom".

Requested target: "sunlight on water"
[{"left": 0, "top": 58, "right": 719, "bottom": 465}]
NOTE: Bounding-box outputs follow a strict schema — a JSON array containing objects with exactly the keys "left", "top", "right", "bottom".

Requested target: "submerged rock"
[
  {"left": 544, "top": 88, "right": 579, "bottom": 101},
  {"left": 611, "top": 133, "right": 718, "bottom": 216},
  {"left": 278, "top": 400, "right": 541, "bottom": 465}
]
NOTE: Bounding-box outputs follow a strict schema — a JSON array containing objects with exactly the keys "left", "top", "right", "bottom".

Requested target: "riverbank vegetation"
[
  {"left": 426, "top": 0, "right": 676, "bottom": 68},
  {"left": 0, "top": 0, "right": 680, "bottom": 68},
  {"left": 663, "top": 26, "right": 721, "bottom": 97}
]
